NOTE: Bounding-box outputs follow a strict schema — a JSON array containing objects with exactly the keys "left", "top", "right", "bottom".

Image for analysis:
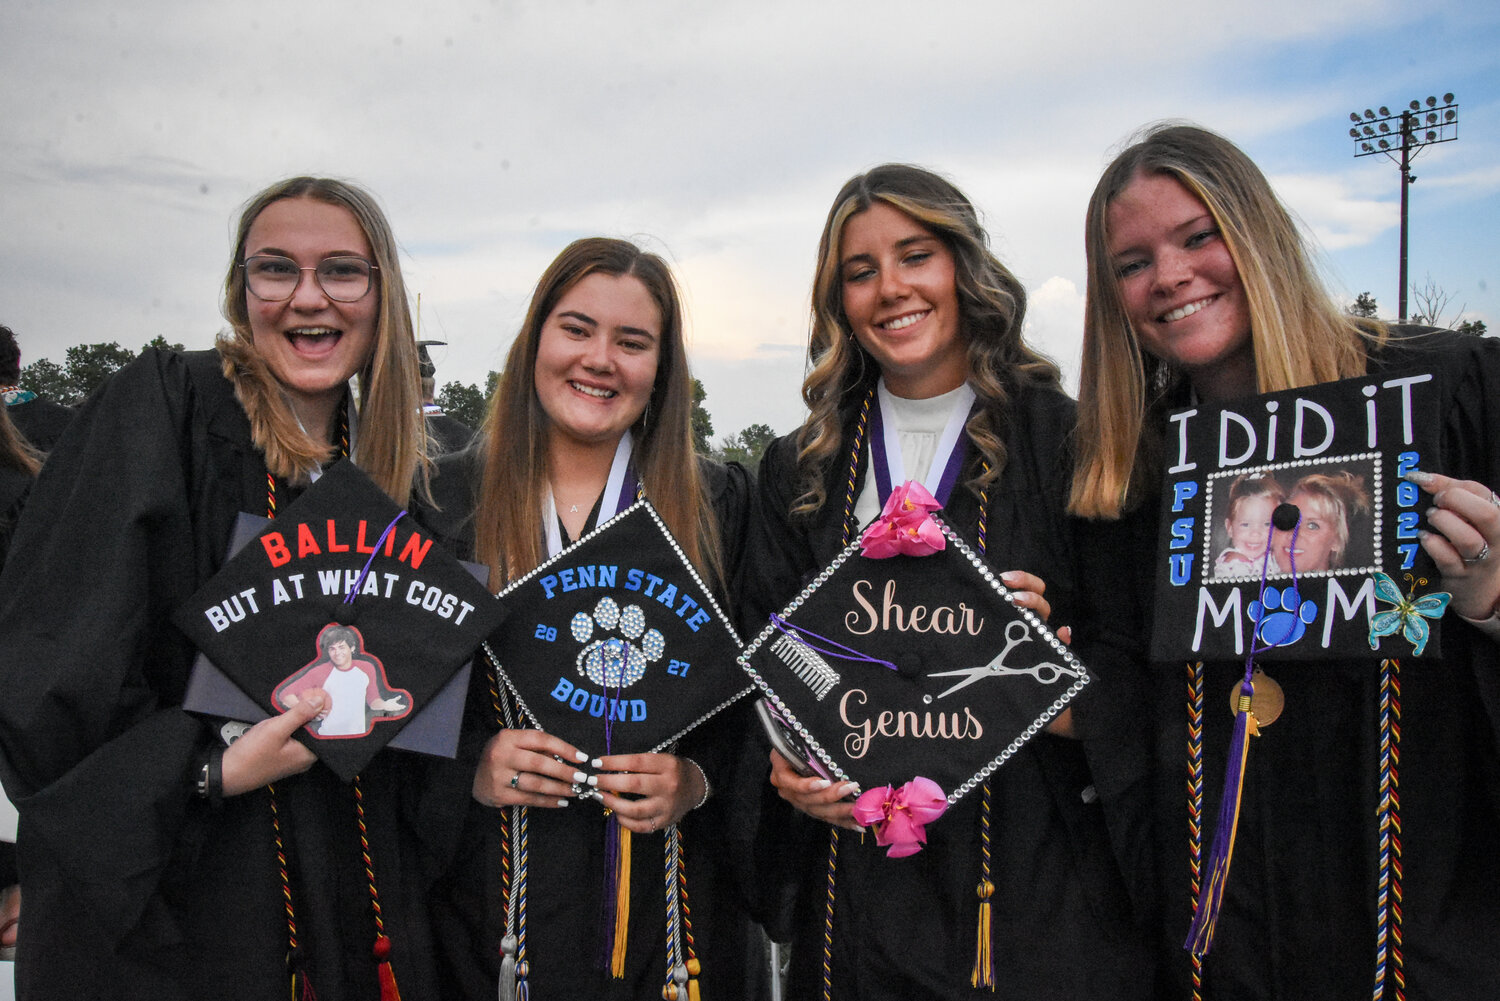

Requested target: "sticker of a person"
[{"left": 273, "top": 624, "right": 411, "bottom": 738}]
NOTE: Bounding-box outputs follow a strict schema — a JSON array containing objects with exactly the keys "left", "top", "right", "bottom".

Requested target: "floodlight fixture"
[{"left": 1345, "top": 92, "right": 1460, "bottom": 321}]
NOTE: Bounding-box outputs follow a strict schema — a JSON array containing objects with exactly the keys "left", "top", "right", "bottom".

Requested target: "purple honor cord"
[
  {"left": 343, "top": 511, "right": 408, "bottom": 603},
  {"left": 867, "top": 395, "right": 968, "bottom": 509},
  {"left": 768, "top": 613, "right": 899, "bottom": 673}
]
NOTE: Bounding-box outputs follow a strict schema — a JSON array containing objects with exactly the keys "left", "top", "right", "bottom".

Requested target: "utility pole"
[{"left": 1347, "top": 95, "right": 1459, "bottom": 322}]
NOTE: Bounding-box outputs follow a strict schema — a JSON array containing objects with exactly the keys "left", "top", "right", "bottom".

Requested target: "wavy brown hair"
[
  {"left": 1069, "top": 124, "right": 1385, "bottom": 519},
  {"left": 792, "top": 164, "right": 1060, "bottom": 515},
  {"left": 220, "top": 176, "right": 428, "bottom": 506},
  {"left": 472, "top": 238, "right": 723, "bottom": 592}
]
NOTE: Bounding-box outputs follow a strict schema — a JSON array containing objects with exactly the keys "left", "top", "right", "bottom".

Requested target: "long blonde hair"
[
  {"left": 1069, "top": 124, "right": 1384, "bottom": 519},
  {"left": 472, "top": 238, "right": 723, "bottom": 593},
  {"left": 220, "top": 176, "right": 428, "bottom": 507},
  {"left": 0, "top": 407, "right": 40, "bottom": 478},
  {"left": 794, "top": 164, "right": 1060, "bottom": 515}
]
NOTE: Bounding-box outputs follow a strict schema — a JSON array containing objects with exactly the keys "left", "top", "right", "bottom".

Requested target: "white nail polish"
[
  {"left": 574, "top": 750, "right": 589, "bottom": 762},
  {"left": 810, "top": 779, "right": 831, "bottom": 791},
  {"left": 573, "top": 771, "right": 587, "bottom": 783},
  {"left": 591, "top": 758, "right": 603, "bottom": 769},
  {"left": 557, "top": 799, "right": 570, "bottom": 808},
  {"left": 587, "top": 775, "right": 598, "bottom": 787},
  {"left": 838, "top": 783, "right": 859, "bottom": 797}
]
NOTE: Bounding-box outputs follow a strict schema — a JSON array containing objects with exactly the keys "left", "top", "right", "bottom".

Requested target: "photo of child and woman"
[{"left": 1209, "top": 461, "right": 1376, "bottom": 580}]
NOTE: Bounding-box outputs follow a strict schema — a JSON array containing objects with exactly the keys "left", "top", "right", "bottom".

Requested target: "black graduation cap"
[
  {"left": 739, "top": 515, "right": 1088, "bottom": 804},
  {"left": 484, "top": 500, "right": 749, "bottom": 757},
  {"left": 417, "top": 340, "right": 443, "bottom": 379},
  {"left": 174, "top": 459, "right": 507, "bottom": 780}
]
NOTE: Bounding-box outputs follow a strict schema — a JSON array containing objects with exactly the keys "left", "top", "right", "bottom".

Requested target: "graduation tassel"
[
  {"left": 970, "top": 780, "right": 995, "bottom": 989},
  {"left": 1183, "top": 678, "right": 1256, "bottom": 955},
  {"left": 601, "top": 816, "right": 633, "bottom": 977},
  {"left": 373, "top": 936, "right": 401, "bottom": 1001}
]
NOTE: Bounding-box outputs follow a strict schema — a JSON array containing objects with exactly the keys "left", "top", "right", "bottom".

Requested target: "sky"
[{"left": 2, "top": 0, "right": 1497, "bottom": 442}]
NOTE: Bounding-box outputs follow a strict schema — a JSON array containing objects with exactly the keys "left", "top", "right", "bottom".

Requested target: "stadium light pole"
[{"left": 1347, "top": 94, "right": 1459, "bottom": 321}]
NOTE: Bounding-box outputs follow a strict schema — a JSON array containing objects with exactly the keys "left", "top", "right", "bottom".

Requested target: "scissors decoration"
[{"left": 927, "top": 620, "right": 1080, "bottom": 699}]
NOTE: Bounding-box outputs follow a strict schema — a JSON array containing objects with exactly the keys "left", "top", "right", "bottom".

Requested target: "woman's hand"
[
  {"left": 1001, "top": 570, "right": 1052, "bottom": 623},
  {"left": 1409, "top": 470, "right": 1500, "bottom": 628},
  {"left": 768, "top": 750, "right": 861, "bottom": 830},
  {"left": 590, "top": 752, "right": 706, "bottom": 834},
  {"left": 221, "top": 694, "right": 324, "bottom": 797},
  {"left": 474, "top": 728, "right": 589, "bottom": 809}
]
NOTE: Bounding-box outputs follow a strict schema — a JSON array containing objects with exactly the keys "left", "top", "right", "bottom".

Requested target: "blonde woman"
[
  {"left": 1071, "top": 123, "right": 1500, "bottom": 998},
  {"left": 0, "top": 177, "right": 457, "bottom": 999},
  {"left": 741, "top": 164, "right": 1149, "bottom": 1000}
]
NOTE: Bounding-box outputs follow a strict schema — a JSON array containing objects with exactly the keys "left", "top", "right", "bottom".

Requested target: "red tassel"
[{"left": 373, "top": 934, "right": 402, "bottom": 1001}]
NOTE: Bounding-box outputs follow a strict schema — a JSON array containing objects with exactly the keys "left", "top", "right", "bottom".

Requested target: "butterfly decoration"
[{"left": 1368, "top": 571, "right": 1450, "bottom": 657}]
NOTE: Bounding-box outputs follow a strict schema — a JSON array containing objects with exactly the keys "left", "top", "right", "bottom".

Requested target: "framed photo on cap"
[{"left": 1150, "top": 366, "right": 1447, "bottom": 663}]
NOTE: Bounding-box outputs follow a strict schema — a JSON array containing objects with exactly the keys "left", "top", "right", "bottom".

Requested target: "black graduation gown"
[
  {"left": 1115, "top": 328, "right": 1500, "bottom": 1000},
  {"left": 0, "top": 348, "right": 466, "bottom": 1000},
  {"left": 6, "top": 396, "right": 75, "bottom": 455},
  {"left": 738, "top": 381, "right": 1152, "bottom": 1001},
  {"left": 418, "top": 447, "right": 768, "bottom": 1000}
]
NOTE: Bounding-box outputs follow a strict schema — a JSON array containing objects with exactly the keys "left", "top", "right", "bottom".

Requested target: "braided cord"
[
  {"left": 1374, "top": 658, "right": 1404, "bottom": 1001},
  {"left": 1186, "top": 660, "right": 1206, "bottom": 1001}
]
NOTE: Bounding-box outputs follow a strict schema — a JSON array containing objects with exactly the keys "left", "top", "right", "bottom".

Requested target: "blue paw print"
[{"left": 1248, "top": 586, "right": 1317, "bottom": 646}]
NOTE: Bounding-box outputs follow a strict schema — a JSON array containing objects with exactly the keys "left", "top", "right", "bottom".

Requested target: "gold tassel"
[
  {"left": 970, "top": 879, "right": 994, "bottom": 989},
  {"left": 687, "top": 957, "right": 702, "bottom": 1001},
  {"left": 611, "top": 828, "right": 633, "bottom": 977}
]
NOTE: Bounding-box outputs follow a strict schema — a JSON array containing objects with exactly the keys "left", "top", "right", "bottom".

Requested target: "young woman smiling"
[
  {"left": 741, "top": 164, "right": 1149, "bottom": 1000},
  {"left": 419, "top": 238, "right": 762, "bottom": 999},
  {"left": 1071, "top": 123, "right": 1500, "bottom": 1000},
  {"left": 0, "top": 177, "right": 452, "bottom": 999}
]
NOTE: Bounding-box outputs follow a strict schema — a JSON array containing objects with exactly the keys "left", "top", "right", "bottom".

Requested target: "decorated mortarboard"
[
  {"left": 484, "top": 499, "right": 750, "bottom": 758},
  {"left": 1150, "top": 366, "right": 1449, "bottom": 665},
  {"left": 739, "top": 481, "right": 1088, "bottom": 841},
  {"left": 174, "top": 459, "right": 507, "bottom": 781},
  {"left": 1149, "top": 368, "right": 1461, "bottom": 958}
]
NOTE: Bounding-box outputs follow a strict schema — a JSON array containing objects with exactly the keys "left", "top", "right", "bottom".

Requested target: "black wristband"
[{"left": 196, "top": 745, "right": 225, "bottom": 808}]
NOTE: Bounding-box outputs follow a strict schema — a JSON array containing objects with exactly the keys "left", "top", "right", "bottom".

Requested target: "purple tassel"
[{"left": 1184, "top": 678, "right": 1256, "bottom": 955}]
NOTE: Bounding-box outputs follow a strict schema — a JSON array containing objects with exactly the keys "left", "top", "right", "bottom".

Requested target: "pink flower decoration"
[
  {"left": 859, "top": 480, "right": 946, "bottom": 559},
  {"left": 851, "top": 776, "right": 949, "bottom": 857}
]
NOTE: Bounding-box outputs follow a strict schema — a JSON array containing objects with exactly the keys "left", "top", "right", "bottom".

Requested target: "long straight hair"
[
  {"left": 794, "top": 163, "right": 1060, "bottom": 515},
  {"left": 472, "top": 238, "right": 723, "bottom": 592},
  {"left": 220, "top": 176, "right": 428, "bottom": 506},
  {"left": 0, "top": 407, "right": 40, "bottom": 477},
  {"left": 1069, "top": 124, "right": 1384, "bottom": 519}
]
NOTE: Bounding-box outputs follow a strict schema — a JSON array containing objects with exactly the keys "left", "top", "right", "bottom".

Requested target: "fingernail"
[
  {"left": 1404, "top": 469, "right": 1433, "bottom": 485},
  {"left": 556, "top": 799, "right": 570, "bottom": 808},
  {"left": 591, "top": 758, "right": 603, "bottom": 769},
  {"left": 587, "top": 775, "right": 598, "bottom": 787},
  {"left": 1000, "top": 571, "right": 1021, "bottom": 584},
  {"left": 838, "top": 783, "right": 859, "bottom": 797},
  {"left": 810, "top": 779, "right": 831, "bottom": 791},
  {"left": 1426, "top": 507, "right": 1439, "bottom": 519},
  {"left": 574, "top": 750, "right": 589, "bottom": 762},
  {"left": 572, "top": 771, "right": 588, "bottom": 783}
]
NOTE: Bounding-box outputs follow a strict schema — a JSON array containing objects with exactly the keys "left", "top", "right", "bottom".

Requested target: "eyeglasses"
[{"left": 242, "top": 255, "right": 378, "bottom": 302}]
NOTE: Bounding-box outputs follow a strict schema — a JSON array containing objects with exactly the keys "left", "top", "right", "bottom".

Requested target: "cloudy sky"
[{"left": 2, "top": 0, "right": 1496, "bottom": 440}]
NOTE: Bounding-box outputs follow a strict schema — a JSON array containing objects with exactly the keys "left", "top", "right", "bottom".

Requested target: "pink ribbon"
[
  {"left": 851, "top": 777, "right": 949, "bottom": 857},
  {"left": 859, "top": 480, "right": 945, "bottom": 559}
]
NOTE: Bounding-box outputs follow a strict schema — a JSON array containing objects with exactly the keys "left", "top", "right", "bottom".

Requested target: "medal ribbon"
[{"left": 869, "top": 380, "right": 974, "bottom": 509}]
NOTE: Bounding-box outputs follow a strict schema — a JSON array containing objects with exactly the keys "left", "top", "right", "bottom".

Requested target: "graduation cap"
[
  {"left": 739, "top": 513, "right": 1088, "bottom": 806},
  {"left": 484, "top": 499, "right": 749, "bottom": 758},
  {"left": 174, "top": 459, "right": 507, "bottom": 780},
  {"left": 417, "top": 339, "right": 443, "bottom": 379}
]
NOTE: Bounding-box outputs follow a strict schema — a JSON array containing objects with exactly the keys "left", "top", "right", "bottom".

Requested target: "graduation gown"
[
  {"left": 418, "top": 447, "right": 768, "bottom": 1000},
  {"left": 1119, "top": 327, "right": 1500, "bottom": 1000},
  {"left": 738, "top": 380, "right": 1151, "bottom": 1000},
  {"left": 0, "top": 348, "right": 466, "bottom": 1000}
]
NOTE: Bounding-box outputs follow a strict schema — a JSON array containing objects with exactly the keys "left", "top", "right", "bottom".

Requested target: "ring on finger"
[
  {"left": 1490, "top": 490, "right": 1500, "bottom": 509},
  {"left": 1464, "top": 541, "right": 1491, "bottom": 566},
  {"left": 510, "top": 772, "right": 521, "bottom": 789}
]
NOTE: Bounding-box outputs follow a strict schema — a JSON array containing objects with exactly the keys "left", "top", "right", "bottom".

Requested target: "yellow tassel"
[
  {"left": 970, "top": 880, "right": 994, "bottom": 989},
  {"left": 687, "top": 956, "right": 702, "bottom": 1001},
  {"left": 611, "top": 828, "right": 632, "bottom": 977}
]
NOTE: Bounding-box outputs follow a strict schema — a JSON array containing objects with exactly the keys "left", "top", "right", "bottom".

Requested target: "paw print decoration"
[
  {"left": 1248, "top": 586, "right": 1318, "bottom": 647},
  {"left": 571, "top": 597, "right": 666, "bottom": 689}
]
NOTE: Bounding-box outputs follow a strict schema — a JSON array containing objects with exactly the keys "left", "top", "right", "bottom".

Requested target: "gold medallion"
[{"left": 1229, "top": 668, "right": 1284, "bottom": 731}]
